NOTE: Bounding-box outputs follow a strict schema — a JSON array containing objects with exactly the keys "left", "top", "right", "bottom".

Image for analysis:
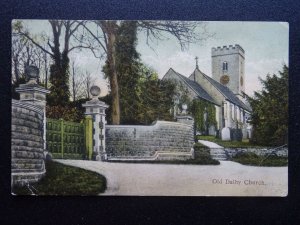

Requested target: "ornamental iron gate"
[{"left": 46, "top": 117, "right": 93, "bottom": 159}]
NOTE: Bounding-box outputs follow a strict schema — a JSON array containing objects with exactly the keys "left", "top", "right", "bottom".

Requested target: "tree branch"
[
  {"left": 16, "top": 31, "right": 54, "bottom": 57},
  {"left": 82, "top": 22, "right": 107, "bottom": 53}
]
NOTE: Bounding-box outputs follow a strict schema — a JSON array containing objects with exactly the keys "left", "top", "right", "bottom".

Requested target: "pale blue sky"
[
  {"left": 19, "top": 20, "right": 289, "bottom": 96},
  {"left": 137, "top": 21, "right": 289, "bottom": 96}
]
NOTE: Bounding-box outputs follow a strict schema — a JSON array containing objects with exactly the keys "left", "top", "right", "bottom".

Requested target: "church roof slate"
[
  {"left": 196, "top": 69, "right": 252, "bottom": 112},
  {"left": 170, "top": 69, "right": 218, "bottom": 105}
]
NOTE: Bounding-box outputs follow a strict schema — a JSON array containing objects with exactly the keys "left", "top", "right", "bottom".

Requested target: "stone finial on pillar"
[
  {"left": 15, "top": 65, "right": 50, "bottom": 108},
  {"left": 15, "top": 65, "right": 50, "bottom": 151},
  {"left": 181, "top": 103, "right": 188, "bottom": 115},
  {"left": 82, "top": 85, "right": 109, "bottom": 161}
]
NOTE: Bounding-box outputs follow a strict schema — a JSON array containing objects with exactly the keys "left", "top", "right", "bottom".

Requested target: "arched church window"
[{"left": 223, "top": 61, "right": 228, "bottom": 71}]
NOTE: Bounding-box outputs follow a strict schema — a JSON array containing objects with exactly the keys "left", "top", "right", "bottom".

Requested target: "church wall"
[
  {"left": 190, "top": 70, "right": 227, "bottom": 130},
  {"left": 192, "top": 70, "right": 225, "bottom": 106}
]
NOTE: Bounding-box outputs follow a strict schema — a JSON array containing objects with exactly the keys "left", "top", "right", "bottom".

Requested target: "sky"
[{"left": 20, "top": 20, "right": 289, "bottom": 97}]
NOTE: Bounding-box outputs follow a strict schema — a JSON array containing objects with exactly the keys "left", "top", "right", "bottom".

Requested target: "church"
[{"left": 162, "top": 44, "right": 252, "bottom": 140}]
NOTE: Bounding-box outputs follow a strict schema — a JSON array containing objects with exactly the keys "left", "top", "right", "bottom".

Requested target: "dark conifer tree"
[{"left": 247, "top": 65, "right": 288, "bottom": 146}]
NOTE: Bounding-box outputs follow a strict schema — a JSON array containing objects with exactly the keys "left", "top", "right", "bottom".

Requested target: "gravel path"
[{"left": 55, "top": 159, "right": 287, "bottom": 196}]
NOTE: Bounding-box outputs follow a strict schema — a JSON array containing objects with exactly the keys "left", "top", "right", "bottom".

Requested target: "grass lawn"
[
  {"left": 232, "top": 152, "right": 288, "bottom": 167},
  {"left": 196, "top": 135, "right": 266, "bottom": 148},
  {"left": 109, "top": 143, "right": 220, "bottom": 165},
  {"left": 12, "top": 161, "right": 107, "bottom": 195}
]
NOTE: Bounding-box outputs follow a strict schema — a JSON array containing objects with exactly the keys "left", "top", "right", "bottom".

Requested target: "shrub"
[
  {"left": 46, "top": 105, "right": 84, "bottom": 122},
  {"left": 232, "top": 152, "right": 287, "bottom": 167},
  {"left": 193, "top": 143, "right": 220, "bottom": 165}
]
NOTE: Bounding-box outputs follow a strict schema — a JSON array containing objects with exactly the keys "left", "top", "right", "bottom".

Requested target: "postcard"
[{"left": 11, "top": 20, "right": 288, "bottom": 196}]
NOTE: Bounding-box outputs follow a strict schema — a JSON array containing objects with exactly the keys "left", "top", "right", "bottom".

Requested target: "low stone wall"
[
  {"left": 224, "top": 147, "right": 288, "bottom": 158},
  {"left": 11, "top": 100, "right": 45, "bottom": 186},
  {"left": 105, "top": 121, "right": 194, "bottom": 160}
]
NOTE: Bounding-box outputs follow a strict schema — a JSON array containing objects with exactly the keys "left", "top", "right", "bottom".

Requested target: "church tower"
[{"left": 211, "top": 44, "right": 245, "bottom": 98}]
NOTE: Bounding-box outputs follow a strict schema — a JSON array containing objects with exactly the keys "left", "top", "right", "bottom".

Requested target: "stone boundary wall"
[
  {"left": 224, "top": 147, "right": 288, "bottom": 158},
  {"left": 11, "top": 99, "right": 45, "bottom": 186},
  {"left": 105, "top": 121, "right": 194, "bottom": 160}
]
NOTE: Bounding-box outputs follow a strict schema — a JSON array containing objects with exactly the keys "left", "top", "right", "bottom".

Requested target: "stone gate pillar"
[
  {"left": 82, "top": 85, "right": 109, "bottom": 161},
  {"left": 15, "top": 66, "right": 50, "bottom": 151}
]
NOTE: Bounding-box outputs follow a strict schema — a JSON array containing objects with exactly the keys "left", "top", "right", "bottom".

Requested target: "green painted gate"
[{"left": 46, "top": 117, "right": 93, "bottom": 159}]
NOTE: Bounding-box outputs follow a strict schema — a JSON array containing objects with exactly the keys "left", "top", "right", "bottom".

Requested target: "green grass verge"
[
  {"left": 110, "top": 143, "right": 219, "bottom": 165},
  {"left": 232, "top": 152, "right": 288, "bottom": 167},
  {"left": 12, "top": 161, "right": 107, "bottom": 195},
  {"left": 196, "top": 135, "right": 266, "bottom": 148}
]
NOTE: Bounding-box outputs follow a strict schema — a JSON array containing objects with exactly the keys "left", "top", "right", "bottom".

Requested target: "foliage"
[
  {"left": 232, "top": 152, "right": 288, "bottom": 167},
  {"left": 115, "top": 68, "right": 176, "bottom": 125},
  {"left": 99, "top": 94, "right": 113, "bottom": 124},
  {"left": 247, "top": 65, "right": 288, "bottom": 146},
  {"left": 193, "top": 143, "right": 220, "bottom": 164},
  {"left": 172, "top": 82, "right": 217, "bottom": 133},
  {"left": 190, "top": 99, "right": 217, "bottom": 133},
  {"left": 196, "top": 135, "right": 265, "bottom": 148},
  {"left": 114, "top": 21, "right": 141, "bottom": 124},
  {"left": 137, "top": 77, "right": 176, "bottom": 124},
  {"left": 46, "top": 104, "right": 84, "bottom": 122},
  {"left": 47, "top": 61, "right": 71, "bottom": 106},
  {"left": 102, "top": 21, "right": 176, "bottom": 125},
  {"left": 176, "top": 82, "right": 191, "bottom": 106},
  {"left": 12, "top": 161, "right": 107, "bottom": 195}
]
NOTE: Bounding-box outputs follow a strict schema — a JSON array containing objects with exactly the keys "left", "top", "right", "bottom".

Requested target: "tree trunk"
[
  {"left": 13, "top": 56, "right": 19, "bottom": 81},
  {"left": 44, "top": 52, "right": 48, "bottom": 89},
  {"left": 107, "top": 30, "right": 120, "bottom": 125},
  {"left": 72, "top": 61, "right": 76, "bottom": 101}
]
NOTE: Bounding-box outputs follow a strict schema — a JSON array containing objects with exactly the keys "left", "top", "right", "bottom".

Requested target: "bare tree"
[
  {"left": 12, "top": 33, "right": 50, "bottom": 87},
  {"left": 78, "top": 20, "right": 214, "bottom": 124},
  {"left": 82, "top": 70, "right": 96, "bottom": 99},
  {"left": 42, "top": 50, "right": 49, "bottom": 89},
  {"left": 13, "top": 20, "right": 88, "bottom": 105},
  {"left": 11, "top": 36, "right": 28, "bottom": 82},
  {"left": 69, "top": 60, "right": 86, "bottom": 101}
]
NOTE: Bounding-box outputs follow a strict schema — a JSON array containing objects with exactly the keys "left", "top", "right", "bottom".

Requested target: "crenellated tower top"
[{"left": 212, "top": 44, "right": 245, "bottom": 58}]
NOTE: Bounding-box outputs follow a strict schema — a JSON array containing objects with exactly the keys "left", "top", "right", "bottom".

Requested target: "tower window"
[{"left": 223, "top": 61, "right": 228, "bottom": 71}]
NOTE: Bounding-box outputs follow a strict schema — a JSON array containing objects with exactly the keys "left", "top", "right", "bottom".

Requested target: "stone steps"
[
  {"left": 209, "top": 148, "right": 227, "bottom": 161},
  {"left": 198, "top": 140, "right": 228, "bottom": 161}
]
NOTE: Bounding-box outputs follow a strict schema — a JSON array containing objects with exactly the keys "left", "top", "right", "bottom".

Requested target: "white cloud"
[{"left": 245, "top": 58, "right": 286, "bottom": 96}]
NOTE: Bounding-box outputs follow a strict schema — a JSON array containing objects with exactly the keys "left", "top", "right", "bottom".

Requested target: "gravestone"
[
  {"left": 242, "top": 127, "right": 248, "bottom": 139},
  {"left": 221, "top": 127, "right": 231, "bottom": 141},
  {"left": 230, "top": 128, "right": 243, "bottom": 141},
  {"left": 208, "top": 125, "right": 216, "bottom": 136}
]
